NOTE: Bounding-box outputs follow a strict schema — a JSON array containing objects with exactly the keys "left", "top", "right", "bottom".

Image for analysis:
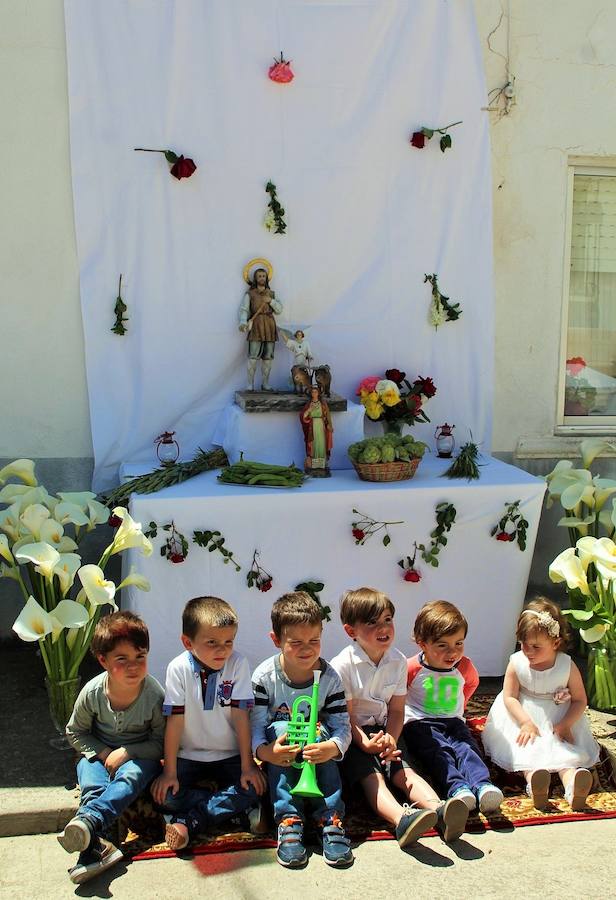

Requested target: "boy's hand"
[
  {"left": 378, "top": 733, "right": 401, "bottom": 762},
  {"left": 151, "top": 771, "right": 179, "bottom": 805},
  {"left": 363, "top": 730, "right": 385, "bottom": 755},
  {"left": 516, "top": 721, "right": 540, "bottom": 746},
  {"left": 553, "top": 722, "right": 574, "bottom": 744},
  {"left": 302, "top": 739, "right": 338, "bottom": 764},
  {"left": 241, "top": 764, "right": 266, "bottom": 795},
  {"left": 260, "top": 733, "right": 302, "bottom": 767},
  {"left": 104, "top": 747, "right": 130, "bottom": 776}
]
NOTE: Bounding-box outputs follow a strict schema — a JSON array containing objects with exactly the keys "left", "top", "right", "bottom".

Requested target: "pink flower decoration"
[
  {"left": 566, "top": 356, "right": 586, "bottom": 378},
  {"left": 356, "top": 376, "right": 380, "bottom": 395}
]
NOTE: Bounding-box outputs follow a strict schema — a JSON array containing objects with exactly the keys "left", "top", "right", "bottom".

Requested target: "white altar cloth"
[{"left": 122, "top": 456, "right": 545, "bottom": 683}]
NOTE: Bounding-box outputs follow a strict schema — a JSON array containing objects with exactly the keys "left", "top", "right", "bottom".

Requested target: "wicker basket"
[{"left": 352, "top": 457, "right": 420, "bottom": 483}]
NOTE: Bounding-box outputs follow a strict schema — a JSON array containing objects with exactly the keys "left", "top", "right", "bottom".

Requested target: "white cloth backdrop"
[{"left": 64, "top": 0, "right": 493, "bottom": 491}]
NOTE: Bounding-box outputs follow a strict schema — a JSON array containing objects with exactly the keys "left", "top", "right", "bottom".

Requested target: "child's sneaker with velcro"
[
  {"left": 319, "top": 814, "right": 354, "bottom": 867},
  {"left": 476, "top": 783, "right": 504, "bottom": 814},
  {"left": 68, "top": 837, "right": 123, "bottom": 885},
  {"left": 276, "top": 816, "right": 307, "bottom": 868},
  {"left": 395, "top": 804, "right": 437, "bottom": 848}
]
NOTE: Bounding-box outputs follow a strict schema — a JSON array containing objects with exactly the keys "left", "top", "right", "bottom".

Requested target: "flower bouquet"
[
  {"left": 356, "top": 369, "right": 436, "bottom": 436},
  {"left": 0, "top": 459, "right": 152, "bottom": 743}
]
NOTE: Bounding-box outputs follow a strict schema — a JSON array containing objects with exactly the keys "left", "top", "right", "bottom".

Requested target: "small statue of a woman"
[{"left": 300, "top": 385, "right": 333, "bottom": 477}]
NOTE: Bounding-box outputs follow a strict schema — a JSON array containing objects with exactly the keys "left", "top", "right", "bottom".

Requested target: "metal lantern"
[
  {"left": 155, "top": 431, "right": 179, "bottom": 465},
  {"left": 435, "top": 423, "right": 455, "bottom": 458}
]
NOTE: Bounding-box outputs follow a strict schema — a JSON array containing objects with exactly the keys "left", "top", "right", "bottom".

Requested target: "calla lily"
[
  {"left": 78, "top": 564, "right": 117, "bottom": 607},
  {"left": 86, "top": 500, "right": 111, "bottom": 531},
  {"left": 0, "top": 459, "right": 37, "bottom": 486},
  {"left": 584, "top": 537, "right": 616, "bottom": 581},
  {"left": 560, "top": 475, "right": 595, "bottom": 511},
  {"left": 39, "top": 519, "right": 67, "bottom": 548},
  {"left": 0, "top": 534, "right": 14, "bottom": 565},
  {"left": 548, "top": 547, "right": 591, "bottom": 595},
  {"left": 0, "top": 503, "right": 21, "bottom": 541},
  {"left": 581, "top": 438, "right": 616, "bottom": 470},
  {"left": 49, "top": 598, "right": 89, "bottom": 642},
  {"left": 580, "top": 622, "right": 610, "bottom": 642},
  {"left": 592, "top": 477, "right": 616, "bottom": 512},
  {"left": 0, "top": 483, "right": 32, "bottom": 504},
  {"left": 15, "top": 542, "right": 61, "bottom": 580},
  {"left": 58, "top": 491, "right": 98, "bottom": 511},
  {"left": 20, "top": 503, "right": 51, "bottom": 540},
  {"left": 54, "top": 501, "right": 90, "bottom": 527},
  {"left": 117, "top": 566, "right": 151, "bottom": 592},
  {"left": 12, "top": 596, "right": 53, "bottom": 641},
  {"left": 53, "top": 553, "right": 82, "bottom": 596},
  {"left": 107, "top": 509, "right": 153, "bottom": 557}
]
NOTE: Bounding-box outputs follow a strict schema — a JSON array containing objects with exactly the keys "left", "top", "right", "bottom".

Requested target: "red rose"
[
  {"left": 385, "top": 369, "right": 406, "bottom": 385},
  {"left": 108, "top": 513, "right": 122, "bottom": 528},
  {"left": 260, "top": 579, "right": 273, "bottom": 592},
  {"left": 508, "top": 533, "right": 516, "bottom": 542},
  {"left": 404, "top": 569, "right": 421, "bottom": 582},
  {"left": 410, "top": 131, "right": 426, "bottom": 149},
  {"left": 352, "top": 528, "right": 365, "bottom": 541},
  {"left": 496, "top": 532, "right": 510, "bottom": 542},
  {"left": 415, "top": 376, "right": 436, "bottom": 398},
  {"left": 170, "top": 156, "right": 197, "bottom": 180},
  {"left": 169, "top": 552, "right": 185, "bottom": 563},
  {"left": 268, "top": 55, "right": 294, "bottom": 84},
  {"left": 405, "top": 395, "right": 422, "bottom": 416}
]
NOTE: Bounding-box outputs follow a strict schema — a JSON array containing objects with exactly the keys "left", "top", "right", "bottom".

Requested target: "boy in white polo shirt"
[
  {"left": 330, "top": 587, "right": 469, "bottom": 845},
  {"left": 151, "top": 596, "right": 266, "bottom": 849}
]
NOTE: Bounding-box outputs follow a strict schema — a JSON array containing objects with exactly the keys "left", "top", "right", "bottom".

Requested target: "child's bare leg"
[
  {"left": 391, "top": 766, "right": 440, "bottom": 808},
  {"left": 359, "top": 772, "right": 405, "bottom": 826}
]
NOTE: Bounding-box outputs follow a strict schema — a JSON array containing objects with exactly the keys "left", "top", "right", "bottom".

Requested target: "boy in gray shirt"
[{"left": 58, "top": 611, "right": 164, "bottom": 885}]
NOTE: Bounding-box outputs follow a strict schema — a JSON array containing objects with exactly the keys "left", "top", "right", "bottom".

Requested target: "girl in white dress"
[{"left": 482, "top": 598, "right": 600, "bottom": 811}]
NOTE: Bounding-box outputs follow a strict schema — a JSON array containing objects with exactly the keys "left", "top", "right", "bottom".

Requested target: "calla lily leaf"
[{"left": 561, "top": 608, "right": 594, "bottom": 621}]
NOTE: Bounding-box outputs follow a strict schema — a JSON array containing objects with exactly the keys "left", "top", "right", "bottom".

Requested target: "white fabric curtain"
[{"left": 64, "top": 0, "right": 493, "bottom": 491}]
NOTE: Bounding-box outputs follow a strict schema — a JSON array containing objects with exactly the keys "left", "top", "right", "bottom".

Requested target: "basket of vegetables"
[{"left": 347, "top": 434, "right": 427, "bottom": 482}]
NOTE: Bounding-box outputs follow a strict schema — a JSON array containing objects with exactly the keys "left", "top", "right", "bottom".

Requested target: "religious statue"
[
  {"left": 300, "top": 385, "right": 333, "bottom": 477},
  {"left": 283, "top": 329, "right": 313, "bottom": 369},
  {"left": 239, "top": 258, "right": 283, "bottom": 391}
]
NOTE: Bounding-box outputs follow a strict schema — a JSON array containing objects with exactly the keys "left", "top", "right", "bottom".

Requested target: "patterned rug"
[{"left": 122, "top": 695, "right": 616, "bottom": 861}]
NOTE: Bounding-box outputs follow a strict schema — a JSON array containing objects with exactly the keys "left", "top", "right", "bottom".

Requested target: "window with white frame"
[{"left": 559, "top": 164, "right": 616, "bottom": 429}]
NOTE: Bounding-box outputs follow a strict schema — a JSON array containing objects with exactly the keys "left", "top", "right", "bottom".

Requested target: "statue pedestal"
[{"left": 234, "top": 390, "right": 348, "bottom": 413}]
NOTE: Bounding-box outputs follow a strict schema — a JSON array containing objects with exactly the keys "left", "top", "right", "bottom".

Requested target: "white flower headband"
[{"left": 521, "top": 609, "right": 560, "bottom": 638}]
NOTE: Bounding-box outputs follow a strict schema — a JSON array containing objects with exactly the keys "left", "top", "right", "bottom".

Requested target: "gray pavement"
[{"left": 1, "top": 820, "right": 615, "bottom": 900}]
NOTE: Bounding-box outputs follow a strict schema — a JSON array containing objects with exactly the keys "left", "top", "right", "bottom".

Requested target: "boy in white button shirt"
[
  {"left": 151, "top": 596, "right": 265, "bottom": 849},
  {"left": 331, "top": 587, "right": 469, "bottom": 845}
]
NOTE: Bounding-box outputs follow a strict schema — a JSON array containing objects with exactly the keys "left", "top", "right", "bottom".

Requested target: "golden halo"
[{"left": 243, "top": 257, "right": 274, "bottom": 284}]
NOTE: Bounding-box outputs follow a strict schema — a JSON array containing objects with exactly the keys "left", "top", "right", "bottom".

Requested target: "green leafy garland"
[
  {"left": 424, "top": 273, "right": 462, "bottom": 329},
  {"left": 111, "top": 274, "right": 128, "bottom": 335},
  {"left": 296, "top": 580, "right": 331, "bottom": 622},
  {"left": 351, "top": 508, "right": 404, "bottom": 547},
  {"left": 264, "top": 181, "right": 287, "bottom": 234},
  {"left": 492, "top": 500, "right": 528, "bottom": 551},
  {"left": 418, "top": 502, "right": 457, "bottom": 567},
  {"left": 194, "top": 529, "right": 241, "bottom": 571}
]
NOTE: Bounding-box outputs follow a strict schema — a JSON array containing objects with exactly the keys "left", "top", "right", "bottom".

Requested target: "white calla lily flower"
[
  {"left": 78, "top": 564, "right": 117, "bottom": 607},
  {"left": 56, "top": 536, "right": 79, "bottom": 553},
  {"left": 86, "top": 500, "right": 111, "bottom": 531},
  {"left": 0, "top": 484, "right": 32, "bottom": 504},
  {"left": 39, "top": 519, "right": 65, "bottom": 547},
  {"left": 548, "top": 547, "right": 591, "bottom": 595},
  {"left": 581, "top": 438, "right": 616, "bottom": 470},
  {"left": 12, "top": 596, "right": 53, "bottom": 641},
  {"left": 51, "top": 598, "right": 89, "bottom": 633},
  {"left": 592, "top": 477, "right": 616, "bottom": 512},
  {"left": 0, "top": 459, "right": 37, "bottom": 486},
  {"left": 584, "top": 537, "right": 616, "bottom": 581},
  {"left": 0, "top": 534, "right": 14, "bottom": 565},
  {"left": 576, "top": 536, "right": 603, "bottom": 572},
  {"left": 19, "top": 503, "right": 51, "bottom": 540},
  {"left": 560, "top": 476, "right": 595, "bottom": 511},
  {"left": 15, "top": 542, "right": 61, "bottom": 580},
  {"left": 58, "top": 491, "right": 97, "bottom": 512},
  {"left": 0, "top": 503, "right": 21, "bottom": 541},
  {"left": 54, "top": 501, "right": 90, "bottom": 527},
  {"left": 117, "top": 566, "right": 151, "bottom": 592},
  {"left": 107, "top": 509, "right": 153, "bottom": 557},
  {"left": 580, "top": 623, "right": 610, "bottom": 643},
  {"left": 53, "top": 553, "right": 82, "bottom": 596}
]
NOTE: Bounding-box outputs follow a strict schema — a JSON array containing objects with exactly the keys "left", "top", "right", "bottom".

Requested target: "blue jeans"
[
  {"left": 264, "top": 723, "right": 344, "bottom": 824},
  {"left": 76, "top": 756, "right": 161, "bottom": 835},
  {"left": 404, "top": 717, "right": 491, "bottom": 797},
  {"left": 162, "top": 755, "right": 258, "bottom": 830}
]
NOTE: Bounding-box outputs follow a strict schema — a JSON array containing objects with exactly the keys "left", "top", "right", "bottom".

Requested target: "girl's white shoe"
[
  {"left": 526, "top": 769, "right": 550, "bottom": 810},
  {"left": 564, "top": 768, "right": 592, "bottom": 812}
]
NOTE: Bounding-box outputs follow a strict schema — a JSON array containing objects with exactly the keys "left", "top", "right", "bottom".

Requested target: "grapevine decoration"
[
  {"left": 417, "top": 502, "right": 457, "bottom": 568},
  {"left": 492, "top": 500, "right": 529, "bottom": 551},
  {"left": 424, "top": 273, "right": 462, "bottom": 329},
  {"left": 443, "top": 441, "right": 481, "bottom": 481},
  {"left": 351, "top": 508, "right": 403, "bottom": 547},
  {"left": 193, "top": 530, "right": 241, "bottom": 572},
  {"left": 398, "top": 542, "right": 421, "bottom": 583},
  {"left": 133, "top": 148, "right": 197, "bottom": 180},
  {"left": 101, "top": 447, "right": 228, "bottom": 507},
  {"left": 111, "top": 274, "right": 128, "bottom": 336},
  {"left": 246, "top": 550, "right": 273, "bottom": 592},
  {"left": 268, "top": 52, "right": 294, "bottom": 84},
  {"left": 144, "top": 521, "right": 188, "bottom": 563},
  {"left": 264, "top": 181, "right": 287, "bottom": 234},
  {"left": 296, "top": 580, "right": 331, "bottom": 622},
  {"left": 410, "top": 121, "right": 462, "bottom": 153}
]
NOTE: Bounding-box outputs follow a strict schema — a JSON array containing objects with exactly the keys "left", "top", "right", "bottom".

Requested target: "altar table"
[{"left": 122, "top": 456, "right": 546, "bottom": 683}]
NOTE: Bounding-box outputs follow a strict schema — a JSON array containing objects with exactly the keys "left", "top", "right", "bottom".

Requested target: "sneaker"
[
  {"left": 476, "top": 783, "right": 504, "bottom": 815},
  {"left": 57, "top": 816, "right": 92, "bottom": 854},
  {"left": 395, "top": 805, "right": 438, "bottom": 848},
  {"left": 319, "top": 815, "right": 354, "bottom": 868},
  {"left": 276, "top": 816, "right": 307, "bottom": 868},
  {"left": 68, "top": 838, "right": 123, "bottom": 885},
  {"left": 449, "top": 786, "right": 476, "bottom": 811},
  {"left": 436, "top": 797, "right": 469, "bottom": 842},
  {"left": 248, "top": 802, "right": 270, "bottom": 835},
  {"left": 165, "top": 821, "right": 191, "bottom": 851},
  {"left": 565, "top": 768, "right": 592, "bottom": 812},
  {"left": 526, "top": 769, "right": 550, "bottom": 810}
]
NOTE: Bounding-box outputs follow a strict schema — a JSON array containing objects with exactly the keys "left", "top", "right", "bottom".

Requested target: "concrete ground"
[{"left": 1, "top": 820, "right": 615, "bottom": 900}]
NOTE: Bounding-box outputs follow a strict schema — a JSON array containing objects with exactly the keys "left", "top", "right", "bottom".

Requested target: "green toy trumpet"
[{"left": 286, "top": 669, "right": 324, "bottom": 799}]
